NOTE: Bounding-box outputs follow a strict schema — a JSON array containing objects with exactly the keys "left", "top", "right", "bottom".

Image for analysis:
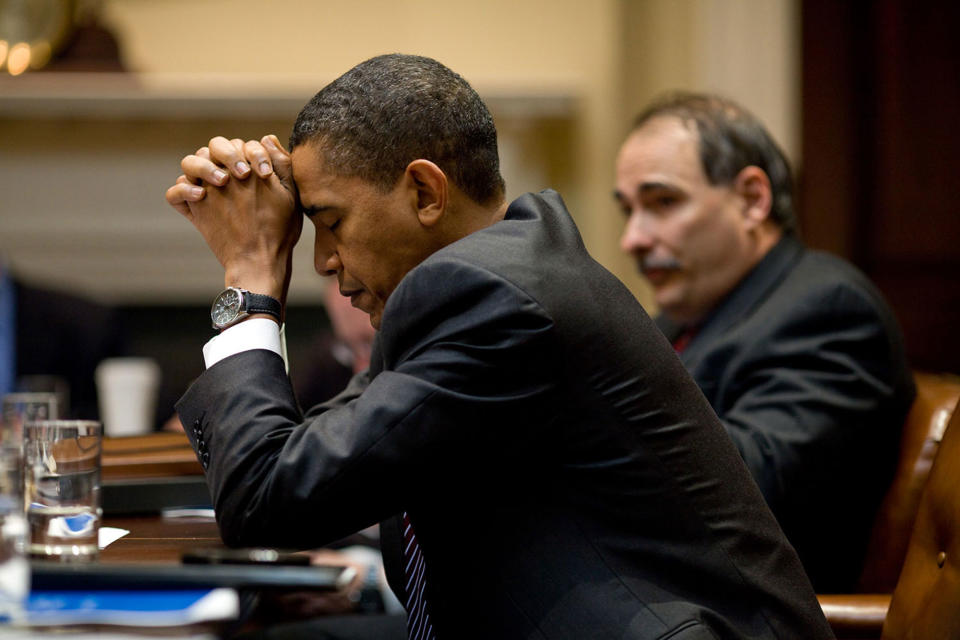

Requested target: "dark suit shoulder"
[
  {"left": 17, "top": 281, "right": 118, "bottom": 328},
  {"left": 705, "top": 242, "right": 895, "bottom": 338},
  {"left": 14, "top": 280, "right": 124, "bottom": 418},
  {"left": 786, "top": 248, "right": 888, "bottom": 301},
  {"left": 744, "top": 247, "right": 908, "bottom": 359}
]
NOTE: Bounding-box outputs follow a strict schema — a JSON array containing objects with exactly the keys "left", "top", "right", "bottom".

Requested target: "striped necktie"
[{"left": 402, "top": 511, "right": 436, "bottom": 640}]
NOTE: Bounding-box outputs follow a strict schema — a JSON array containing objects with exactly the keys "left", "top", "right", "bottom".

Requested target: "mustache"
[{"left": 639, "top": 256, "right": 682, "bottom": 272}]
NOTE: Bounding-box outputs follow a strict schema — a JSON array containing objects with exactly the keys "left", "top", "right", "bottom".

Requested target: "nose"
[
  {"left": 314, "top": 231, "right": 342, "bottom": 276},
  {"left": 620, "top": 210, "right": 655, "bottom": 255}
]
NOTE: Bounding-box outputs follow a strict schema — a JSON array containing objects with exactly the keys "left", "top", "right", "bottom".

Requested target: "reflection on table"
[{"left": 101, "top": 513, "right": 223, "bottom": 564}]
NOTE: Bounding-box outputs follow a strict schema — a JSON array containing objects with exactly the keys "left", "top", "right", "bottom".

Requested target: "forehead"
[
  {"left": 292, "top": 144, "right": 330, "bottom": 195},
  {"left": 616, "top": 116, "right": 707, "bottom": 189},
  {"left": 291, "top": 142, "right": 371, "bottom": 206}
]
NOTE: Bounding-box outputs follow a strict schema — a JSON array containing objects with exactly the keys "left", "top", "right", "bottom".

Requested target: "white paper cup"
[{"left": 95, "top": 358, "right": 161, "bottom": 437}]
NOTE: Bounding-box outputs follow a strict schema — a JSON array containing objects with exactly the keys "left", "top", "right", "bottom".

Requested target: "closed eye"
[
  {"left": 302, "top": 205, "right": 341, "bottom": 233},
  {"left": 654, "top": 195, "right": 678, "bottom": 208}
]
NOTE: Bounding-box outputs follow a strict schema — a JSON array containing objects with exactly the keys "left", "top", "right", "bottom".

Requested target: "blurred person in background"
[
  {"left": 293, "top": 277, "right": 375, "bottom": 410},
  {"left": 613, "top": 91, "right": 915, "bottom": 591},
  {"left": 0, "top": 260, "right": 124, "bottom": 419}
]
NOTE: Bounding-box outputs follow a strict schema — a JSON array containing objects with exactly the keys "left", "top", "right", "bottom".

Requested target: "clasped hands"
[{"left": 165, "top": 135, "right": 302, "bottom": 302}]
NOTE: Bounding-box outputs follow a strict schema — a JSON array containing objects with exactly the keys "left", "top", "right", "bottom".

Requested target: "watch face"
[{"left": 211, "top": 288, "right": 243, "bottom": 328}]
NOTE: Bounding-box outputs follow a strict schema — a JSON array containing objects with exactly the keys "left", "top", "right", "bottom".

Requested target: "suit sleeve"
[
  {"left": 176, "top": 260, "right": 558, "bottom": 549},
  {"left": 716, "top": 282, "right": 912, "bottom": 513}
]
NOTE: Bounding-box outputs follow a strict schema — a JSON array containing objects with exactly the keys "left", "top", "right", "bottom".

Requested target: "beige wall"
[
  {"left": 621, "top": 0, "right": 800, "bottom": 158},
  {"left": 102, "top": 0, "right": 607, "bottom": 81},
  {"left": 0, "top": 0, "right": 798, "bottom": 312}
]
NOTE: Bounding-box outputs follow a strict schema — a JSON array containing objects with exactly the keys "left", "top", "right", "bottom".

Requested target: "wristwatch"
[{"left": 210, "top": 287, "right": 282, "bottom": 330}]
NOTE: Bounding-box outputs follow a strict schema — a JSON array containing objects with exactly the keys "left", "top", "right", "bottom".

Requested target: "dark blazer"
[
  {"left": 657, "top": 236, "right": 915, "bottom": 592},
  {"left": 14, "top": 280, "right": 124, "bottom": 419},
  {"left": 178, "top": 191, "right": 832, "bottom": 639}
]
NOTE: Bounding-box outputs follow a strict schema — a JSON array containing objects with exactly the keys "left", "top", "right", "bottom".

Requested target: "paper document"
[{"left": 98, "top": 527, "right": 129, "bottom": 549}]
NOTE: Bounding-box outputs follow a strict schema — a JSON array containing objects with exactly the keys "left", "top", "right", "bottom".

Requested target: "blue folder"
[{"left": 25, "top": 588, "right": 239, "bottom": 626}]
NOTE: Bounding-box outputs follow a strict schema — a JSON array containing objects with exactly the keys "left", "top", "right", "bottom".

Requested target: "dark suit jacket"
[
  {"left": 14, "top": 280, "right": 124, "bottom": 419},
  {"left": 178, "top": 191, "right": 832, "bottom": 639},
  {"left": 657, "top": 236, "right": 915, "bottom": 592}
]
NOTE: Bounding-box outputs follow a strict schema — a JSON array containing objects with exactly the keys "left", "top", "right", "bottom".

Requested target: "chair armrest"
[{"left": 817, "top": 594, "right": 891, "bottom": 639}]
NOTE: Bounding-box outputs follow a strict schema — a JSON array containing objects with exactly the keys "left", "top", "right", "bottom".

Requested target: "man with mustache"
[
  {"left": 613, "top": 92, "right": 915, "bottom": 592},
  {"left": 165, "top": 56, "right": 832, "bottom": 638}
]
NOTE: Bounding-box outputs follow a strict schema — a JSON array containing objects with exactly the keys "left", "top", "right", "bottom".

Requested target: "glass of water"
[
  {"left": 23, "top": 420, "right": 102, "bottom": 562},
  {"left": 0, "top": 428, "right": 28, "bottom": 621},
  {"left": 2, "top": 392, "right": 59, "bottom": 443}
]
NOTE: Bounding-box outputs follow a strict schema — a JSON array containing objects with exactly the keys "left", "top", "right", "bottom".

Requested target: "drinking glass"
[
  {"left": 1, "top": 392, "right": 59, "bottom": 443},
  {"left": 13, "top": 376, "right": 68, "bottom": 420},
  {"left": 23, "top": 420, "right": 102, "bottom": 562},
  {"left": 0, "top": 429, "right": 27, "bottom": 621},
  {"left": 0, "top": 393, "right": 55, "bottom": 620}
]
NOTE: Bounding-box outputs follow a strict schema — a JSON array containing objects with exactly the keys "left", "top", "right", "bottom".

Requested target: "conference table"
[
  {"left": 101, "top": 513, "right": 223, "bottom": 563},
  {"left": 98, "top": 430, "right": 229, "bottom": 565},
  {"left": 20, "top": 432, "right": 346, "bottom": 638}
]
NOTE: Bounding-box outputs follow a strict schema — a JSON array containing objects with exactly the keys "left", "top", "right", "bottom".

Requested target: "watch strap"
[{"left": 242, "top": 291, "right": 282, "bottom": 322}]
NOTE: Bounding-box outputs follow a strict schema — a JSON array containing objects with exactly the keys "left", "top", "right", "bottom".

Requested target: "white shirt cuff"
[{"left": 202, "top": 318, "right": 288, "bottom": 371}]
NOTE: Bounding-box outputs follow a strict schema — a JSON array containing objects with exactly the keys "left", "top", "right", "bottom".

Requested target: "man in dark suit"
[
  {"left": 166, "top": 55, "right": 832, "bottom": 638},
  {"left": 1, "top": 265, "right": 124, "bottom": 419},
  {"left": 613, "top": 92, "right": 915, "bottom": 592}
]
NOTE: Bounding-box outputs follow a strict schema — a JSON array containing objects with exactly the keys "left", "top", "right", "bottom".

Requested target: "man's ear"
[
  {"left": 734, "top": 166, "right": 773, "bottom": 229},
  {"left": 404, "top": 159, "right": 447, "bottom": 227}
]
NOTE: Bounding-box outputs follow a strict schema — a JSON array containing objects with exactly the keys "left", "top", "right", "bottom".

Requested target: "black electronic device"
[{"left": 182, "top": 547, "right": 311, "bottom": 567}]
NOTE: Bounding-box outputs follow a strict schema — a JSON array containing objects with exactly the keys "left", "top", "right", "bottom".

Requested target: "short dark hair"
[
  {"left": 631, "top": 92, "right": 797, "bottom": 234},
  {"left": 290, "top": 54, "right": 505, "bottom": 206}
]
